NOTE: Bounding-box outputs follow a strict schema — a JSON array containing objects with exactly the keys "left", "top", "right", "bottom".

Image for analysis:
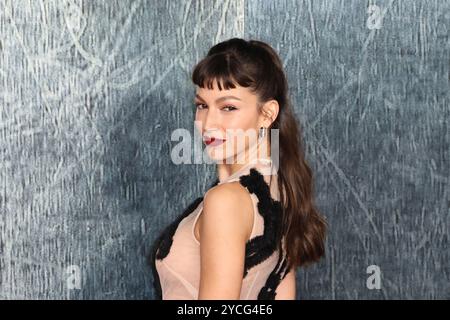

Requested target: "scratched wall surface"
[{"left": 0, "top": 0, "right": 448, "bottom": 299}]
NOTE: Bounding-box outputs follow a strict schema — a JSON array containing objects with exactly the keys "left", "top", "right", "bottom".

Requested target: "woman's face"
[{"left": 194, "top": 81, "right": 263, "bottom": 164}]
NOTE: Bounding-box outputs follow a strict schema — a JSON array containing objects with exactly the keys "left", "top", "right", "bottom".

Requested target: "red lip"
[{"left": 204, "top": 137, "right": 226, "bottom": 146}]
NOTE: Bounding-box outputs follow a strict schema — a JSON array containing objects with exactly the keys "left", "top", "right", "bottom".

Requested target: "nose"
[{"left": 203, "top": 108, "right": 219, "bottom": 134}]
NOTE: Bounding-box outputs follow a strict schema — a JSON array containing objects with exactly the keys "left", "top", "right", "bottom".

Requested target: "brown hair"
[{"left": 192, "top": 38, "right": 327, "bottom": 271}]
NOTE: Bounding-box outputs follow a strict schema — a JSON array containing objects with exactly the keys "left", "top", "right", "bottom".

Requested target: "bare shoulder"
[
  {"left": 200, "top": 182, "right": 254, "bottom": 242},
  {"left": 205, "top": 181, "right": 251, "bottom": 203}
]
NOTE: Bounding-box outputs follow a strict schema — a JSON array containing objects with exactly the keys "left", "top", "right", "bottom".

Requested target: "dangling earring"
[
  {"left": 258, "top": 126, "right": 267, "bottom": 140},
  {"left": 257, "top": 126, "right": 272, "bottom": 166}
]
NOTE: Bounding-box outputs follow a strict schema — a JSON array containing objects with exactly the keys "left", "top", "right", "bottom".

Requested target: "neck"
[{"left": 217, "top": 137, "right": 271, "bottom": 181}]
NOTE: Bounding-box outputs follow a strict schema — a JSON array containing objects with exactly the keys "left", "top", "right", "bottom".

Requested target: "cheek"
[
  {"left": 225, "top": 114, "right": 258, "bottom": 139},
  {"left": 226, "top": 110, "right": 258, "bottom": 130},
  {"left": 194, "top": 112, "right": 204, "bottom": 130},
  {"left": 224, "top": 124, "right": 258, "bottom": 152}
]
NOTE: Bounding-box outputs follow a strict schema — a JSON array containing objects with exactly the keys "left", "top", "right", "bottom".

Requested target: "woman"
[{"left": 150, "top": 38, "right": 327, "bottom": 300}]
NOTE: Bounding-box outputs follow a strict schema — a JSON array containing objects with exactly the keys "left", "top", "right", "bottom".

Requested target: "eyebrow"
[{"left": 194, "top": 94, "right": 242, "bottom": 104}]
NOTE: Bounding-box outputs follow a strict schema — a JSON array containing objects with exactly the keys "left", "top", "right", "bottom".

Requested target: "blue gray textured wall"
[{"left": 0, "top": 0, "right": 448, "bottom": 299}]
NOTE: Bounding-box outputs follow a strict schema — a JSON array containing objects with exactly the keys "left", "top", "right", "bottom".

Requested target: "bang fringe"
[{"left": 192, "top": 53, "right": 254, "bottom": 91}]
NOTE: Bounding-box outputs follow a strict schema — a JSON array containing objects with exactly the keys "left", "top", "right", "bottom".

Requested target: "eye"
[
  {"left": 222, "top": 105, "right": 237, "bottom": 111},
  {"left": 195, "top": 103, "right": 207, "bottom": 110}
]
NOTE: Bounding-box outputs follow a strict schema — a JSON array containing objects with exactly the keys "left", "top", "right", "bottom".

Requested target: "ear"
[{"left": 259, "top": 99, "right": 279, "bottom": 128}]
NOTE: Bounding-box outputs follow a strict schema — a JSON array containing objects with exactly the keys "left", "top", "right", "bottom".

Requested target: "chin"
[
  {"left": 205, "top": 146, "right": 229, "bottom": 163},
  {"left": 205, "top": 145, "right": 248, "bottom": 165}
]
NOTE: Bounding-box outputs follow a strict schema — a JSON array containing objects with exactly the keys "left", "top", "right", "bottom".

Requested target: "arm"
[
  {"left": 274, "top": 267, "right": 297, "bottom": 300},
  {"left": 197, "top": 183, "right": 254, "bottom": 300}
]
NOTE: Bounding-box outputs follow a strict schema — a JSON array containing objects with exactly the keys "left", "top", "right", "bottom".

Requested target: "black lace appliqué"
[
  {"left": 257, "top": 244, "right": 289, "bottom": 299},
  {"left": 149, "top": 179, "right": 219, "bottom": 300},
  {"left": 149, "top": 196, "right": 205, "bottom": 299},
  {"left": 238, "top": 168, "right": 289, "bottom": 300}
]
